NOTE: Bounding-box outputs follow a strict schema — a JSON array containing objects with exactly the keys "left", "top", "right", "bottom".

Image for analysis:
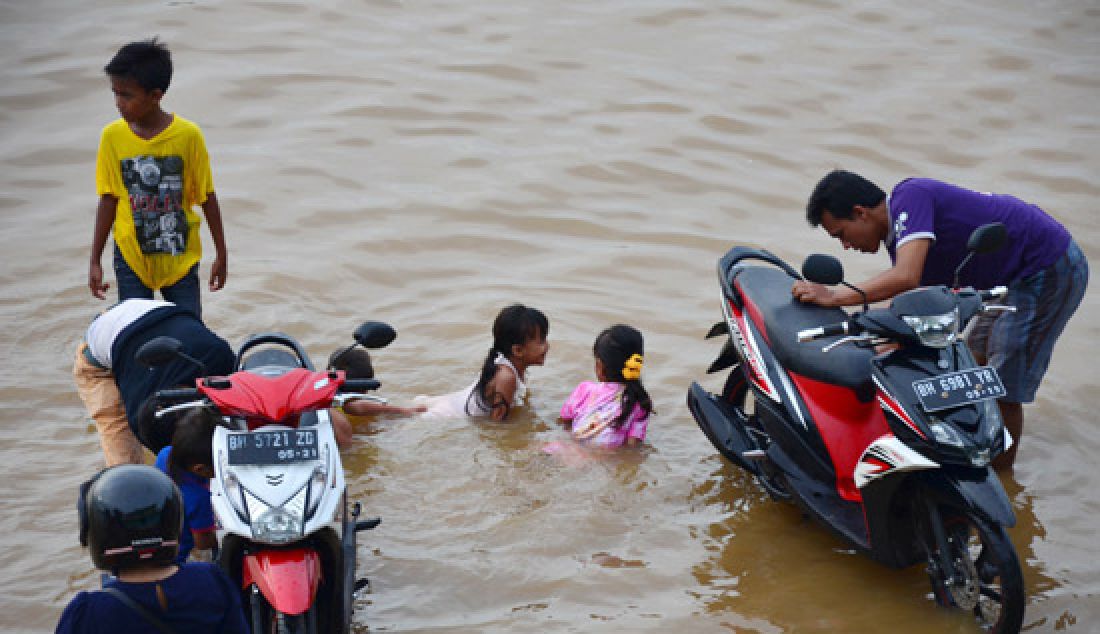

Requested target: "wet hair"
[
  {"left": 167, "top": 408, "right": 219, "bottom": 478},
  {"left": 594, "top": 324, "right": 654, "bottom": 427},
  {"left": 467, "top": 304, "right": 549, "bottom": 417},
  {"left": 104, "top": 37, "right": 172, "bottom": 93},
  {"left": 328, "top": 346, "right": 374, "bottom": 379},
  {"left": 805, "top": 170, "right": 886, "bottom": 227}
]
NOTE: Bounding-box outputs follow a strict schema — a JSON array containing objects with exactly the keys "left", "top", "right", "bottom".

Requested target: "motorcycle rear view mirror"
[
  {"left": 801, "top": 253, "right": 869, "bottom": 313},
  {"left": 135, "top": 336, "right": 184, "bottom": 367},
  {"left": 967, "top": 222, "right": 1007, "bottom": 254},
  {"left": 953, "top": 222, "right": 1007, "bottom": 289},
  {"left": 801, "top": 254, "right": 845, "bottom": 285},
  {"left": 354, "top": 321, "right": 397, "bottom": 349}
]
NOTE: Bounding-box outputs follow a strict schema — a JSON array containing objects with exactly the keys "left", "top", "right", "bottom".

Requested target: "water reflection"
[
  {"left": 998, "top": 471, "right": 1065, "bottom": 631},
  {"left": 688, "top": 458, "right": 1057, "bottom": 632}
]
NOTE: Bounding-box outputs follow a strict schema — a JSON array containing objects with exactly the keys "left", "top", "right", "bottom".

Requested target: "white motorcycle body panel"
[
  {"left": 854, "top": 433, "right": 939, "bottom": 489},
  {"left": 211, "top": 409, "right": 345, "bottom": 542}
]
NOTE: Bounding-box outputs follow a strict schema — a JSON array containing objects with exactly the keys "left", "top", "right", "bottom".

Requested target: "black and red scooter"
[{"left": 687, "top": 223, "right": 1025, "bottom": 633}]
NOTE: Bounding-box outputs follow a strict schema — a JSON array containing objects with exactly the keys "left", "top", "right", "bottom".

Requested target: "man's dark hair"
[
  {"left": 805, "top": 170, "right": 886, "bottom": 227},
  {"left": 104, "top": 37, "right": 172, "bottom": 93}
]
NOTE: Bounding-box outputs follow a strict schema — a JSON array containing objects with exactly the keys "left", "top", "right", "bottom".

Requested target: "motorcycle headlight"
[
  {"left": 305, "top": 445, "right": 331, "bottom": 520},
  {"left": 928, "top": 420, "right": 965, "bottom": 448},
  {"left": 902, "top": 308, "right": 959, "bottom": 348},
  {"left": 244, "top": 486, "right": 307, "bottom": 544},
  {"left": 929, "top": 419, "right": 990, "bottom": 467},
  {"left": 218, "top": 450, "right": 248, "bottom": 520}
]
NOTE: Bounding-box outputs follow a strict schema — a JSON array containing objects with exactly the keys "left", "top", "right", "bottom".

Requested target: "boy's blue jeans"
[{"left": 113, "top": 244, "right": 202, "bottom": 318}]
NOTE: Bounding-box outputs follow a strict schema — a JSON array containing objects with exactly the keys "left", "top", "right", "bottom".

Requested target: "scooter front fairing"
[{"left": 242, "top": 548, "right": 323, "bottom": 615}]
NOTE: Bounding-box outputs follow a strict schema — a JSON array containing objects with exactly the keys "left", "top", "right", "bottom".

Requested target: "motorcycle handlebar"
[
  {"left": 340, "top": 379, "right": 380, "bottom": 392},
  {"left": 797, "top": 321, "right": 850, "bottom": 343},
  {"left": 157, "top": 387, "right": 201, "bottom": 401}
]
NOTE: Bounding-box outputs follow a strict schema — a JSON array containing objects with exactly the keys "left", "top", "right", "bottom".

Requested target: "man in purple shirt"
[{"left": 791, "top": 170, "right": 1088, "bottom": 469}]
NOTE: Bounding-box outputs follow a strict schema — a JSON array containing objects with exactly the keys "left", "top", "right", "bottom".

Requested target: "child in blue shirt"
[{"left": 155, "top": 408, "right": 219, "bottom": 563}]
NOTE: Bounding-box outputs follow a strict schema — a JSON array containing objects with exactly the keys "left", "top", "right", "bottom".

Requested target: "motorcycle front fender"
[
  {"left": 242, "top": 548, "right": 323, "bottom": 615},
  {"left": 918, "top": 468, "right": 1016, "bottom": 528}
]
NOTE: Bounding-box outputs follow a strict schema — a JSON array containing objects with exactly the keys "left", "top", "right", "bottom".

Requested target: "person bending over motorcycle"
[
  {"left": 56, "top": 464, "right": 247, "bottom": 633},
  {"left": 791, "top": 170, "right": 1088, "bottom": 469},
  {"left": 73, "top": 298, "right": 235, "bottom": 465},
  {"left": 326, "top": 346, "right": 426, "bottom": 447}
]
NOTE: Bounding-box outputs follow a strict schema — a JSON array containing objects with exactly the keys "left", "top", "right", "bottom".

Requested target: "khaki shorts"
[{"left": 73, "top": 343, "right": 147, "bottom": 466}]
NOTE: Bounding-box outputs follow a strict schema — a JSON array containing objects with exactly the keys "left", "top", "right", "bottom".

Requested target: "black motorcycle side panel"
[
  {"left": 859, "top": 471, "right": 926, "bottom": 568},
  {"left": 767, "top": 443, "right": 871, "bottom": 552},
  {"left": 753, "top": 391, "right": 836, "bottom": 486},
  {"left": 687, "top": 382, "right": 763, "bottom": 476},
  {"left": 918, "top": 468, "right": 1017, "bottom": 528}
]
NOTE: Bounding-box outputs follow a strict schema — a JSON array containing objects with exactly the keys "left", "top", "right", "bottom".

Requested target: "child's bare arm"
[
  {"left": 329, "top": 409, "right": 353, "bottom": 448},
  {"left": 487, "top": 367, "right": 518, "bottom": 421},
  {"left": 88, "top": 194, "right": 117, "bottom": 299},
  {"left": 193, "top": 529, "right": 217, "bottom": 552},
  {"left": 202, "top": 192, "right": 227, "bottom": 291},
  {"left": 343, "top": 400, "right": 427, "bottom": 417}
]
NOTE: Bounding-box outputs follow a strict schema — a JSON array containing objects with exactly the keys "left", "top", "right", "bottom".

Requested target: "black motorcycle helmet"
[{"left": 78, "top": 464, "right": 182, "bottom": 571}]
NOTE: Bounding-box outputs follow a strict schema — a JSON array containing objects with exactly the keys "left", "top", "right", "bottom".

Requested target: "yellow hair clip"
[{"left": 622, "top": 353, "right": 644, "bottom": 380}]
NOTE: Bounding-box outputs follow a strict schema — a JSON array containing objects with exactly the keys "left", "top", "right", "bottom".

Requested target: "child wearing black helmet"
[{"left": 56, "top": 464, "right": 246, "bottom": 633}]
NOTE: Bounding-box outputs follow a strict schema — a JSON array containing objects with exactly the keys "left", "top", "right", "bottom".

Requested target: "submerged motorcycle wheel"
[
  {"left": 926, "top": 510, "right": 1025, "bottom": 634},
  {"left": 251, "top": 589, "right": 317, "bottom": 634}
]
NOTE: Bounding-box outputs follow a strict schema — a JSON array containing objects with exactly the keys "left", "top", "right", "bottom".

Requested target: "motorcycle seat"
[
  {"left": 733, "top": 266, "right": 873, "bottom": 390},
  {"left": 240, "top": 348, "right": 303, "bottom": 372}
]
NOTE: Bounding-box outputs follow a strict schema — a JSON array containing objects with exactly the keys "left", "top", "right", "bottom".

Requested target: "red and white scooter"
[{"left": 139, "top": 322, "right": 394, "bottom": 634}]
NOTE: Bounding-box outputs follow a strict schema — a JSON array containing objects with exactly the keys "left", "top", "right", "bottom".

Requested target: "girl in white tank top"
[{"left": 416, "top": 304, "right": 549, "bottom": 421}]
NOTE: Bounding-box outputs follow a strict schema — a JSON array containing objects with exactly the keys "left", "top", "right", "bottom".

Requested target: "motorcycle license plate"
[
  {"left": 912, "top": 367, "right": 1006, "bottom": 412},
  {"left": 226, "top": 429, "right": 319, "bottom": 465}
]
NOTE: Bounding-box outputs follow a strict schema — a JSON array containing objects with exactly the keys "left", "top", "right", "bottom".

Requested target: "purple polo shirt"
[{"left": 885, "top": 178, "right": 1071, "bottom": 290}]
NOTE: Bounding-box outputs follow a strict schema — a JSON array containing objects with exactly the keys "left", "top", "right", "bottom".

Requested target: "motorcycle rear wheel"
[
  {"left": 721, "top": 365, "right": 792, "bottom": 499},
  {"left": 723, "top": 367, "right": 790, "bottom": 501},
  {"left": 925, "top": 509, "right": 1025, "bottom": 633}
]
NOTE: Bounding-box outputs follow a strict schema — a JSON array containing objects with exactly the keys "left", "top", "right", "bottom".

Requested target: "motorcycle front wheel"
[
  {"left": 925, "top": 508, "right": 1025, "bottom": 634},
  {"left": 250, "top": 588, "right": 317, "bottom": 634}
]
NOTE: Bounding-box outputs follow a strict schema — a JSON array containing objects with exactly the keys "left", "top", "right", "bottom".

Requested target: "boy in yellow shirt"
[{"left": 88, "top": 37, "right": 227, "bottom": 318}]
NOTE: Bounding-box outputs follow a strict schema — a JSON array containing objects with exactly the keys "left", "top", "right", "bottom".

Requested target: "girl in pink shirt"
[{"left": 558, "top": 324, "right": 654, "bottom": 448}]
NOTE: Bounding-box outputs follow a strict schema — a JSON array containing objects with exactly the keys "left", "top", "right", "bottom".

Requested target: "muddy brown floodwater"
[{"left": 1, "top": 1, "right": 1097, "bottom": 631}]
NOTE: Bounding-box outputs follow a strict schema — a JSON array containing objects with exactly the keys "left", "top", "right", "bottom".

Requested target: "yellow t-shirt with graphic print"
[{"left": 95, "top": 114, "right": 213, "bottom": 290}]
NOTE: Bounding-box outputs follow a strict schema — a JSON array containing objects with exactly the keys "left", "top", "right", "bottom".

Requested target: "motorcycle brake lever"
[
  {"left": 333, "top": 393, "right": 388, "bottom": 406},
  {"left": 155, "top": 399, "right": 211, "bottom": 417},
  {"left": 821, "top": 334, "right": 875, "bottom": 353}
]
